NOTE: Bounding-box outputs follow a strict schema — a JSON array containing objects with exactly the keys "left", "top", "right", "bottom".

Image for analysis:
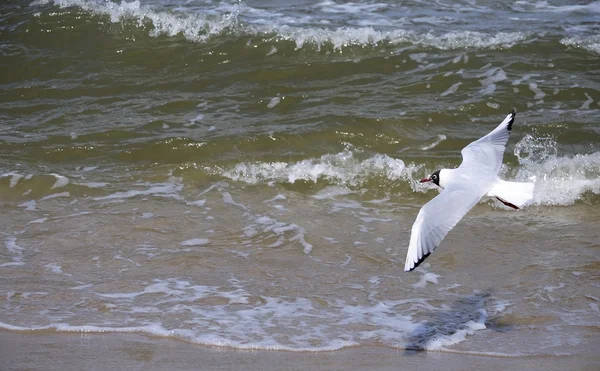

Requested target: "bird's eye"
[{"left": 432, "top": 175, "right": 437, "bottom": 179}]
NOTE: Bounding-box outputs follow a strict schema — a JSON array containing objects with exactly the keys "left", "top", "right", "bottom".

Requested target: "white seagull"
[{"left": 404, "top": 109, "right": 534, "bottom": 272}]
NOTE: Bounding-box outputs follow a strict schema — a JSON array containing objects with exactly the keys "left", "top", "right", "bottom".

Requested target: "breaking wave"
[
  {"left": 34, "top": 0, "right": 532, "bottom": 50},
  {"left": 213, "top": 141, "right": 600, "bottom": 206},
  {"left": 512, "top": 135, "right": 600, "bottom": 206},
  {"left": 216, "top": 150, "right": 417, "bottom": 187},
  {"left": 560, "top": 35, "right": 600, "bottom": 55}
]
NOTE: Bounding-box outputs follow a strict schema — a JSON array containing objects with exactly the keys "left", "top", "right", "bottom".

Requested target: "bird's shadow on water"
[{"left": 403, "top": 289, "right": 512, "bottom": 356}]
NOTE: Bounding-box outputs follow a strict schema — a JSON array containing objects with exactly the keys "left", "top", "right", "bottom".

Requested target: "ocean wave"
[
  {"left": 214, "top": 150, "right": 419, "bottom": 188},
  {"left": 34, "top": 0, "right": 239, "bottom": 42},
  {"left": 5, "top": 141, "right": 598, "bottom": 207},
  {"left": 512, "top": 135, "right": 600, "bottom": 206},
  {"left": 268, "top": 26, "right": 529, "bottom": 51},
  {"left": 214, "top": 143, "right": 600, "bottom": 207},
  {"left": 35, "top": 0, "right": 531, "bottom": 50},
  {"left": 513, "top": 1, "right": 600, "bottom": 13},
  {"left": 0, "top": 281, "right": 506, "bottom": 352},
  {"left": 560, "top": 35, "right": 600, "bottom": 54}
]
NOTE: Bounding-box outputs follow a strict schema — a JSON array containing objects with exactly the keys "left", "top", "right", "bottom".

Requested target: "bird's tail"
[{"left": 487, "top": 180, "right": 535, "bottom": 209}]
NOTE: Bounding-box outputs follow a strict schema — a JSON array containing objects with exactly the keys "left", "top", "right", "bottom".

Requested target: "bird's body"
[{"left": 404, "top": 110, "right": 534, "bottom": 272}]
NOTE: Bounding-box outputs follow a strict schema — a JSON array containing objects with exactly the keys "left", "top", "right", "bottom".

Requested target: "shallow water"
[{"left": 1, "top": 0, "right": 599, "bottom": 357}]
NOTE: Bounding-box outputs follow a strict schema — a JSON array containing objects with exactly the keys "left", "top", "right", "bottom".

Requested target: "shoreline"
[
  {"left": 1, "top": 330, "right": 598, "bottom": 371},
  {"left": 0, "top": 324, "right": 584, "bottom": 358}
]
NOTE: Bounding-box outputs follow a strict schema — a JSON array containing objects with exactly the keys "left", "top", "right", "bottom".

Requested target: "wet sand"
[{"left": 1, "top": 330, "right": 598, "bottom": 371}]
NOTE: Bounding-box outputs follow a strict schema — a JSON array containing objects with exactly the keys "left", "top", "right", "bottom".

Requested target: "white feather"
[{"left": 487, "top": 180, "right": 535, "bottom": 208}]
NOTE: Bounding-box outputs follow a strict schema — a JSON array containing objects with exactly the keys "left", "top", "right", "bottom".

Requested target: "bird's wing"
[
  {"left": 460, "top": 109, "right": 515, "bottom": 174},
  {"left": 404, "top": 184, "right": 484, "bottom": 272}
]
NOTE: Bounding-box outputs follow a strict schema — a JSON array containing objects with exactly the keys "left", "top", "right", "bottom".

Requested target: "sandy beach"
[{"left": 1, "top": 330, "right": 598, "bottom": 371}]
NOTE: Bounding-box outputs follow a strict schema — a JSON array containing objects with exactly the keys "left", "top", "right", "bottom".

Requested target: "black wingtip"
[
  {"left": 407, "top": 251, "right": 431, "bottom": 272},
  {"left": 495, "top": 196, "right": 519, "bottom": 210},
  {"left": 507, "top": 108, "right": 516, "bottom": 132}
]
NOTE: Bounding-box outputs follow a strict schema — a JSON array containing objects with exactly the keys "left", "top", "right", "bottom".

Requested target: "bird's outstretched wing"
[
  {"left": 460, "top": 109, "right": 515, "bottom": 174},
  {"left": 404, "top": 184, "right": 484, "bottom": 272}
]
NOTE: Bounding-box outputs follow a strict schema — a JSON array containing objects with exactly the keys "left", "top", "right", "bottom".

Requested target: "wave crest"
[
  {"left": 513, "top": 135, "right": 600, "bottom": 206},
  {"left": 37, "top": 0, "right": 530, "bottom": 50},
  {"left": 214, "top": 141, "right": 600, "bottom": 207},
  {"left": 217, "top": 150, "right": 415, "bottom": 187}
]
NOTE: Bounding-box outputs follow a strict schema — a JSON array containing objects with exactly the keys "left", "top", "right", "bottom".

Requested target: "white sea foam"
[
  {"left": 413, "top": 272, "right": 440, "bottom": 288},
  {"left": 180, "top": 238, "right": 210, "bottom": 246},
  {"left": 18, "top": 200, "right": 37, "bottom": 211},
  {"left": 27, "top": 217, "right": 48, "bottom": 225},
  {"left": 50, "top": 174, "right": 69, "bottom": 189},
  {"left": 420, "top": 135, "right": 447, "bottom": 150},
  {"left": 1, "top": 237, "right": 24, "bottom": 267},
  {"left": 219, "top": 150, "right": 409, "bottom": 187},
  {"left": 358, "top": 216, "right": 392, "bottom": 223},
  {"left": 186, "top": 199, "right": 206, "bottom": 207},
  {"left": 478, "top": 68, "right": 507, "bottom": 95},
  {"left": 425, "top": 311, "right": 487, "bottom": 350},
  {"left": 217, "top": 141, "right": 598, "bottom": 207},
  {"left": 0, "top": 319, "right": 358, "bottom": 351},
  {"left": 0, "top": 272, "right": 514, "bottom": 352},
  {"left": 10, "top": 173, "right": 23, "bottom": 188},
  {"left": 478, "top": 67, "right": 507, "bottom": 85},
  {"left": 245, "top": 215, "right": 312, "bottom": 253},
  {"left": 330, "top": 199, "right": 363, "bottom": 213},
  {"left": 1, "top": 172, "right": 24, "bottom": 187},
  {"left": 76, "top": 182, "right": 108, "bottom": 188},
  {"left": 544, "top": 283, "right": 565, "bottom": 293},
  {"left": 4, "top": 237, "right": 23, "bottom": 257},
  {"left": 267, "top": 97, "right": 281, "bottom": 108},
  {"left": 221, "top": 191, "right": 248, "bottom": 210},
  {"left": 40, "top": 192, "right": 70, "bottom": 200},
  {"left": 512, "top": 135, "right": 600, "bottom": 206},
  {"left": 45, "top": 262, "right": 71, "bottom": 276},
  {"left": 271, "top": 25, "right": 529, "bottom": 51},
  {"left": 36, "top": 0, "right": 530, "bottom": 51},
  {"left": 316, "top": 0, "right": 389, "bottom": 14},
  {"left": 528, "top": 82, "right": 545, "bottom": 100},
  {"left": 440, "top": 82, "right": 461, "bottom": 97},
  {"left": 581, "top": 92, "right": 594, "bottom": 109},
  {"left": 560, "top": 35, "right": 600, "bottom": 54},
  {"left": 524, "top": 2, "right": 600, "bottom": 13},
  {"left": 114, "top": 254, "right": 141, "bottom": 267},
  {"left": 40, "top": 0, "right": 239, "bottom": 43},
  {"left": 264, "top": 194, "right": 286, "bottom": 202},
  {"left": 70, "top": 283, "right": 94, "bottom": 290},
  {"left": 94, "top": 182, "right": 183, "bottom": 201},
  {"left": 512, "top": 73, "right": 537, "bottom": 86},
  {"left": 312, "top": 186, "right": 354, "bottom": 200},
  {"left": 191, "top": 113, "right": 204, "bottom": 122}
]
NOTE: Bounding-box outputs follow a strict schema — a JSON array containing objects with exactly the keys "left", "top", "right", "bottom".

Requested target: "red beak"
[{"left": 420, "top": 178, "right": 431, "bottom": 183}]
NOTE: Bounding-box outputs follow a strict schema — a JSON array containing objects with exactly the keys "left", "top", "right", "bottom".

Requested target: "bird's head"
[{"left": 420, "top": 169, "right": 441, "bottom": 187}]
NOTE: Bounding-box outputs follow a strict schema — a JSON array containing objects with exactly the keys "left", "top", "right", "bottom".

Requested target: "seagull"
[{"left": 404, "top": 109, "right": 534, "bottom": 272}]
